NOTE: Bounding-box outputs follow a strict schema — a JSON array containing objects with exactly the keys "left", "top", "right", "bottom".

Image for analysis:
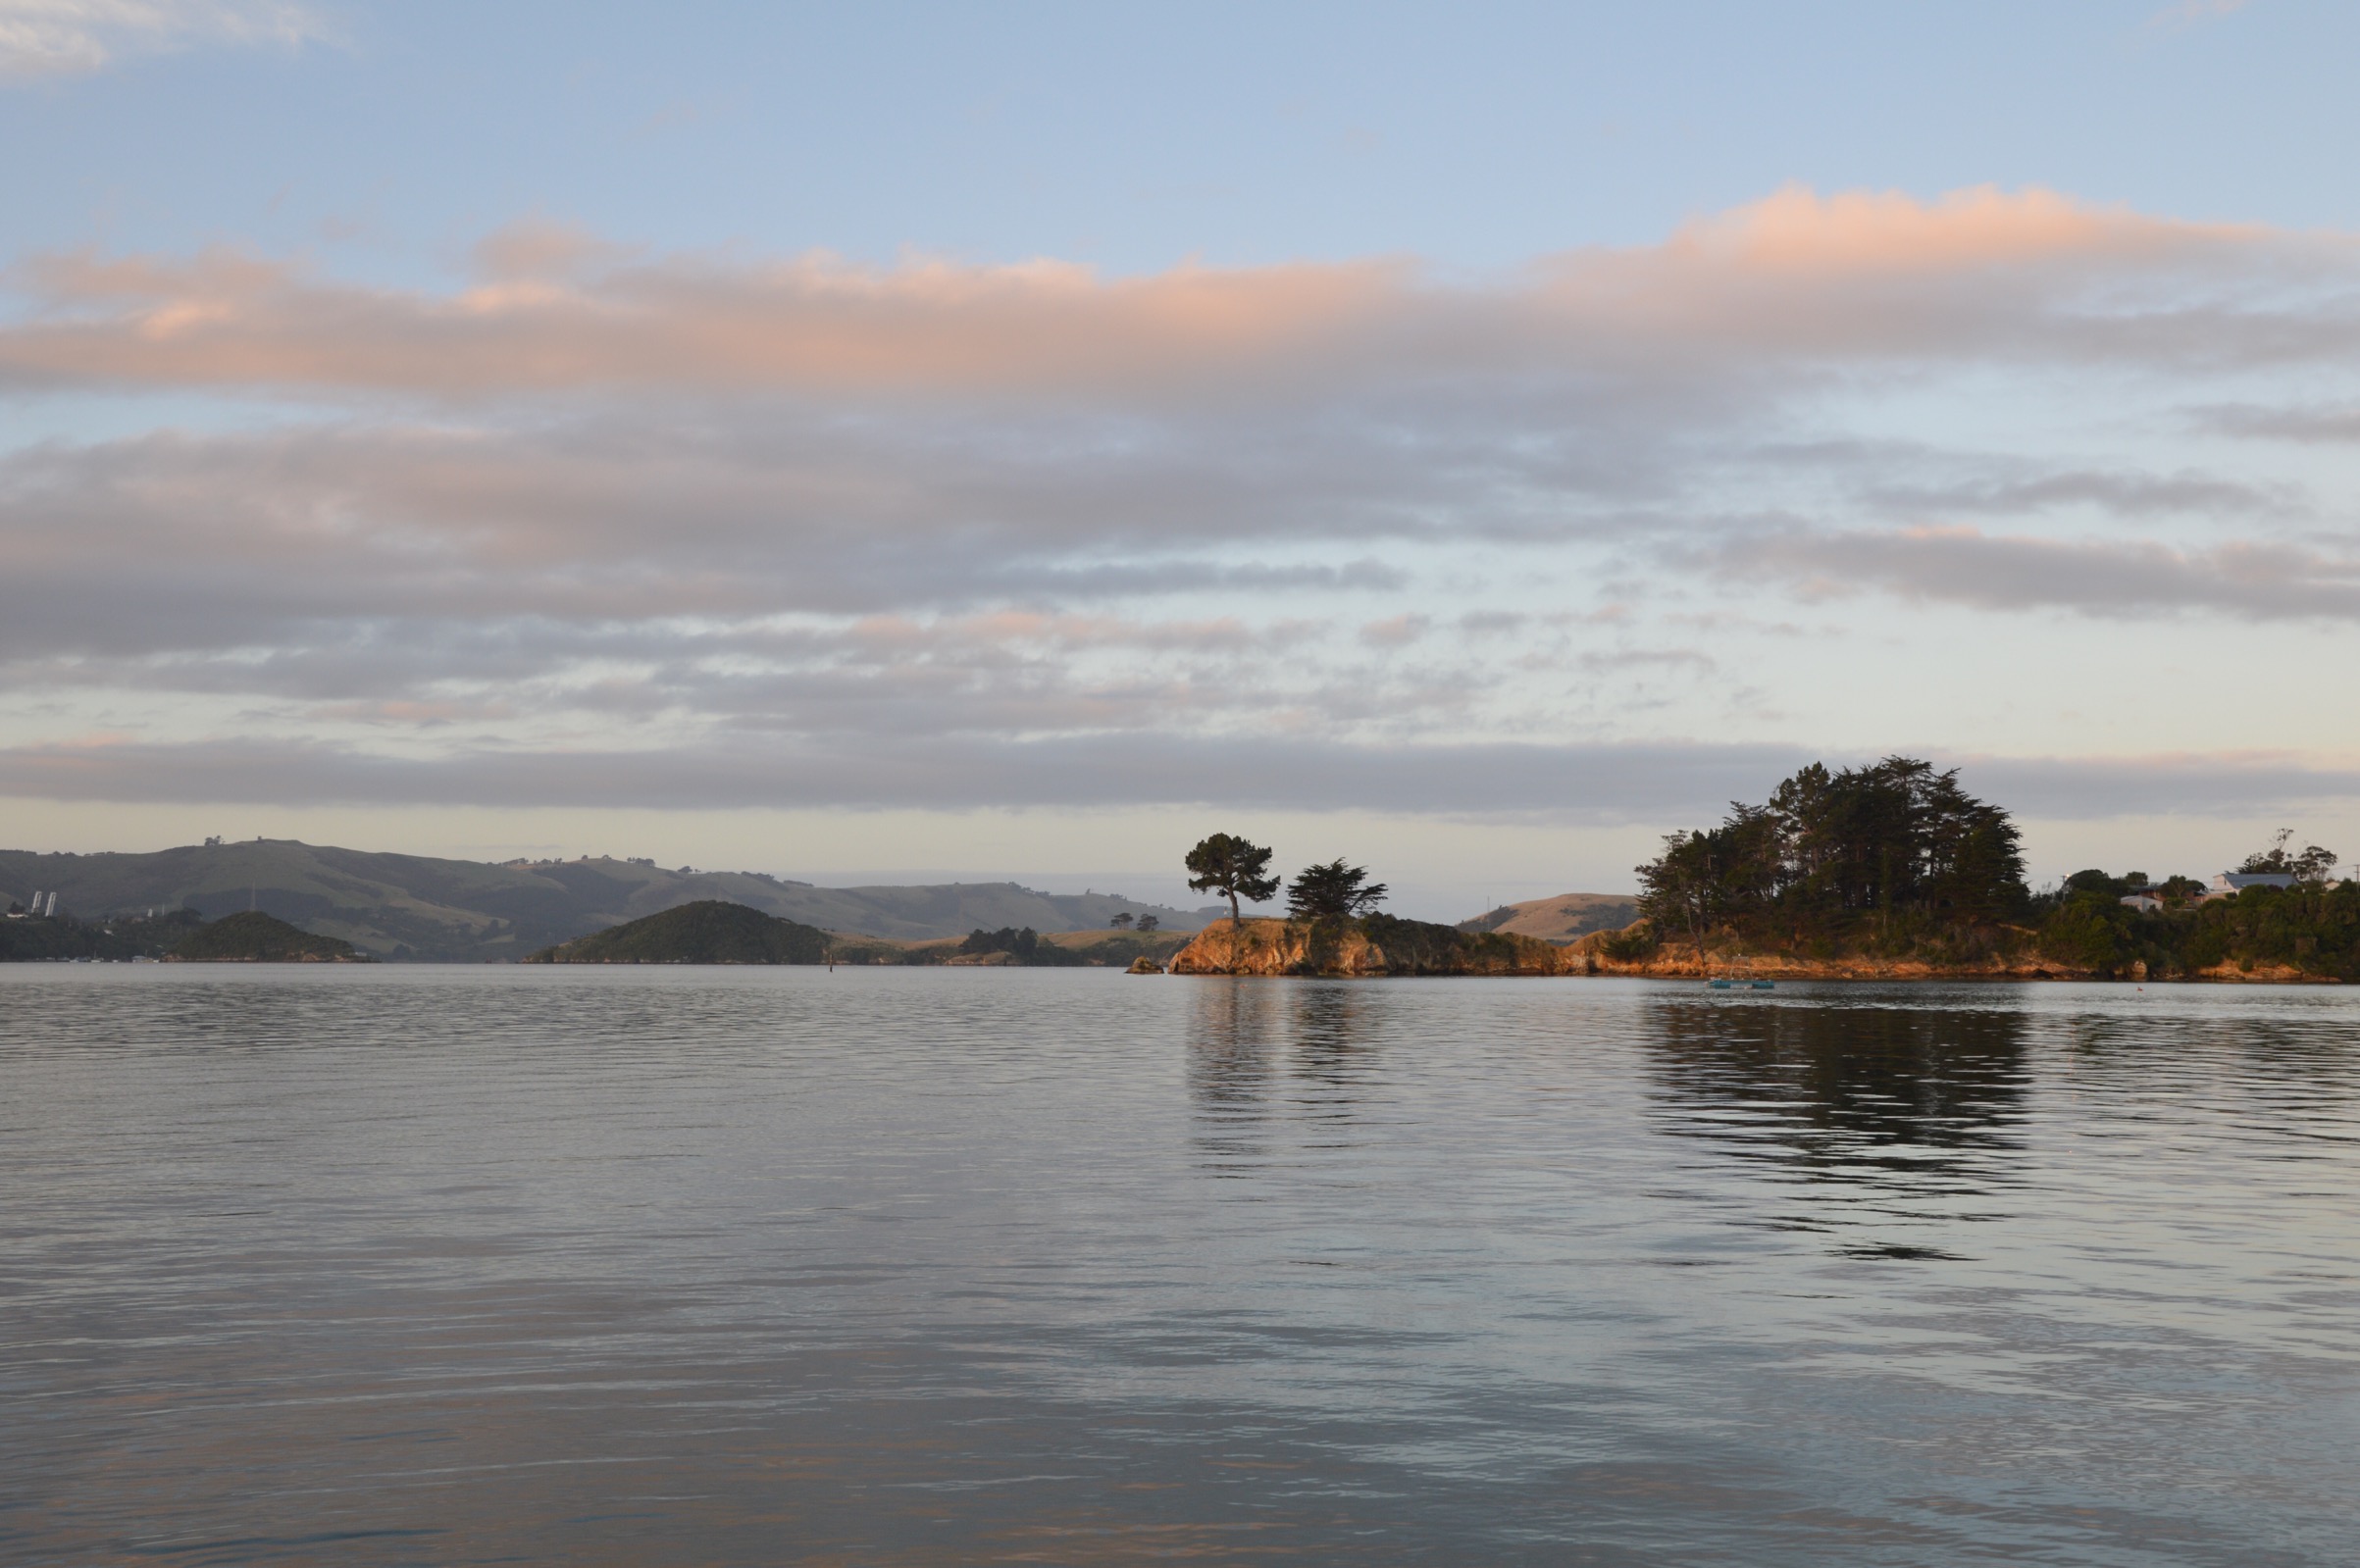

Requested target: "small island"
[
  {"left": 1169, "top": 914, "right": 1571, "bottom": 977},
  {"left": 166, "top": 911, "right": 371, "bottom": 963},
  {"left": 523, "top": 900, "right": 832, "bottom": 964},
  {"left": 1163, "top": 837, "right": 1573, "bottom": 976}
]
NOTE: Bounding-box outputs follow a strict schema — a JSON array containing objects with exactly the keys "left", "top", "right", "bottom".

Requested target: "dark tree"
[
  {"left": 1637, "top": 830, "right": 1729, "bottom": 974},
  {"left": 1635, "top": 756, "right": 2027, "bottom": 954},
  {"left": 961, "top": 926, "right": 1041, "bottom": 960},
  {"left": 1108, "top": 912, "right": 1134, "bottom": 930},
  {"left": 1185, "top": 834, "right": 1280, "bottom": 924},
  {"left": 2240, "top": 829, "right": 2338, "bottom": 883},
  {"left": 1135, "top": 915, "right": 1159, "bottom": 933},
  {"left": 1285, "top": 859, "right": 1388, "bottom": 921}
]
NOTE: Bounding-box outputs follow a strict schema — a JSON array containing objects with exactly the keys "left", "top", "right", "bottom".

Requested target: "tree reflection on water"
[
  {"left": 1640, "top": 996, "right": 2033, "bottom": 1212},
  {"left": 1184, "top": 981, "right": 1384, "bottom": 1171},
  {"left": 1184, "top": 980, "right": 1281, "bottom": 1173}
]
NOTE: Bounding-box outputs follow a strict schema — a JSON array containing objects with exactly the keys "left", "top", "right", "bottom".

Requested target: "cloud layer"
[
  {"left": 5, "top": 184, "right": 2358, "bottom": 817},
  {"left": 0, "top": 0, "right": 320, "bottom": 77}
]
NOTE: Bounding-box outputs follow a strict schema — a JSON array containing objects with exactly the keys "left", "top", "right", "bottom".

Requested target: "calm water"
[{"left": 3, "top": 969, "right": 2356, "bottom": 1566}]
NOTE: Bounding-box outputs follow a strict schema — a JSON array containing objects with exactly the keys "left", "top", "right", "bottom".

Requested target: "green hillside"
[
  {"left": 0, "top": 840, "right": 1217, "bottom": 960},
  {"left": 168, "top": 911, "right": 368, "bottom": 963},
  {"left": 523, "top": 901, "right": 830, "bottom": 964}
]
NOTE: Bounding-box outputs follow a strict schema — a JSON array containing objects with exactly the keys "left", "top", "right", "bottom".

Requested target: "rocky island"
[{"left": 1168, "top": 914, "right": 1571, "bottom": 976}]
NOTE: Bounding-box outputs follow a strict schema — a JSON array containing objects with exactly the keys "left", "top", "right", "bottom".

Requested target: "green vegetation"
[
  {"left": 1286, "top": 859, "right": 1387, "bottom": 920},
  {"left": 1354, "top": 914, "right": 1553, "bottom": 975},
  {"left": 823, "top": 927, "right": 1192, "bottom": 967},
  {"left": 958, "top": 927, "right": 1081, "bottom": 965},
  {"left": 0, "top": 908, "right": 203, "bottom": 962},
  {"left": 523, "top": 901, "right": 830, "bottom": 964},
  {"left": 2034, "top": 873, "right": 2357, "bottom": 980},
  {"left": 2237, "top": 829, "right": 2338, "bottom": 882},
  {"left": 169, "top": 911, "right": 368, "bottom": 963},
  {"left": 1185, "top": 834, "right": 1280, "bottom": 923},
  {"left": 953, "top": 927, "right": 1194, "bottom": 967},
  {"left": 1633, "top": 757, "right": 2029, "bottom": 966},
  {"left": 1615, "top": 781, "right": 2356, "bottom": 981}
]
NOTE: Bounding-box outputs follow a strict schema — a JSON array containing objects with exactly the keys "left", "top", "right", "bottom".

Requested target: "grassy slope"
[{"left": 1458, "top": 892, "right": 1642, "bottom": 943}]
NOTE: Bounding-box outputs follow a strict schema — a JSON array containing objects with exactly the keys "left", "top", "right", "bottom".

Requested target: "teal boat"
[{"left": 1707, "top": 979, "right": 1775, "bottom": 990}]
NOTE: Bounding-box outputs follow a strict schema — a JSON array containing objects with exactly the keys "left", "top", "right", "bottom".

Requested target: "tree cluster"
[
  {"left": 962, "top": 926, "right": 1050, "bottom": 961},
  {"left": 1634, "top": 757, "right": 2028, "bottom": 962},
  {"left": 1183, "top": 836, "right": 1388, "bottom": 924},
  {"left": 2039, "top": 876, "right": 2358, "bottom": 980},
  {"left": 2237, "top": 829, "right": 2339, "bottom": 884}
]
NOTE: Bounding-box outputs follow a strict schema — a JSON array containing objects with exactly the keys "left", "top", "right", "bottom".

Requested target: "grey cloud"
[
  {"left": 1863, "top": 469, "right": 2296, "bottom": 521},
  {"left": 2200, "top": 402, "right": 2360, "bottom": 444},
  {"left": 5, "top": 733, "right": 2352, "bottom": 823},
  {"left": 1719, "top": 527, "right": 2360, "bottom": 621},
  {"left": 1967, "top": 754, "right": 2360, "bottom": 819},
  {"left": 10, "top": 195, "right": 2360, "bottom": 818},
  {"left": 0, "top": 733, "right": 1821, "bottom": 819}
]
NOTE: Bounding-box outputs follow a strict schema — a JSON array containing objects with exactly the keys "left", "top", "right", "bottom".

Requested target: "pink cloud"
[
  {"left": 0, "top": 185, "right": 2328, "bottom": 399},
  {"left": 1665, "top": 183, "right": 2254, "bottom": 274}
]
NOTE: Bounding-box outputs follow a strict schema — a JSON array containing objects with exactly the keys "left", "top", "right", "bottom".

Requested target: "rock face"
[
  {"left": 523, "top": 900, "right": 830, "bottom": 964},
  {"left": 1564, "top": 921, "right": 2088, "bottom": 981},
  {"left": 167, "top": 911, "right": 369, "bottom": 963},
  {"left": 1168, "top": 916, "right": 1572, "bottom": 978}
]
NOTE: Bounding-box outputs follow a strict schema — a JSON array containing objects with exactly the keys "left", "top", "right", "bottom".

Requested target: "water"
[{"left": 3, "top": 968, "right": 2356, "bottom": 1566}]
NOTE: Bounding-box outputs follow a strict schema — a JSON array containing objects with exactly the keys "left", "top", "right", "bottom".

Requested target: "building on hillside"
[
  {"left": 2212, "top": 872, "right": 2297, "bottom": 894},
  {"left": 2120, "top": 892, "right": 2165, "bottom": 914}
]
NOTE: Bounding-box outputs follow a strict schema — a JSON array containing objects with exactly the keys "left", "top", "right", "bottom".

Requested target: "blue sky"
[
  {"left": 11, "top": 3, "right": 2357, "bottom": 274},
  {"left": 3, "top": 0, "right": 2356, "bottom": 914}
]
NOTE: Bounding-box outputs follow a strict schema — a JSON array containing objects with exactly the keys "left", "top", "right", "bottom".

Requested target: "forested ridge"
[{"left": 1617, "top": 758, "right": 2356, "bottom": 980}]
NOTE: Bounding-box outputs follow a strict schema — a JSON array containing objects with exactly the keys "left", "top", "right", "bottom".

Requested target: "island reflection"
[{"left": 1641, "top": 994, "right": 2031, "bottom": 1180}]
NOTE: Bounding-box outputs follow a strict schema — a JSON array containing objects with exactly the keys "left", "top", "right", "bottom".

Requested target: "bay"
[{"left": 2, "top": 967, "right": 2355, "bottom": 1565}]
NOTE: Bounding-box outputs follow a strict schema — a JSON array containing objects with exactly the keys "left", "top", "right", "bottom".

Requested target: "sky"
[{"left": 3, "top": 0, "right": 2358, "bottom": 917}]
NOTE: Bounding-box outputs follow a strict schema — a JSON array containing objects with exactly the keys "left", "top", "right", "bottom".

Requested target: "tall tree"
[
  {"left": 2241, "top": 829, "right": 2339, "bottom": 883},
  {"left": 1637, "top": 830, "right": 1727, "bottom": 974},
  {"left": 1185, "top": 834, "right": 1280, "bottom": 924},
  {"left": 1285, "top": 859, "right": 1388, "bottom": 921},
  {"left": 1635, "top": 756, "right": 2025, "bottom": 953}
]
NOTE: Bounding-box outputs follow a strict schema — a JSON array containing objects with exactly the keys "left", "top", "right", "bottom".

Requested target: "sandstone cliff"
[
  {"left": 1563, "top": 921, "right": 2093, "bottom": 981},
  {"left": 1166, "top": 916, "right": 1573, "bottom": 977}
]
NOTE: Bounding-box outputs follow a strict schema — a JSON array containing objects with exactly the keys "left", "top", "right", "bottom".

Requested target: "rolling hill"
[
  {"left": 0, "top": 840, "right": 1220, "bottom": 961},
  {"left": 1456, "top": 892, "right": 1642, "bottom": 944}
]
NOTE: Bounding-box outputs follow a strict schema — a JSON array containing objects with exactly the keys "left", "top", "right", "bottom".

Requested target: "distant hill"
[
  {"left": 524, "top": 901, "right": 830, "bottom": 965},
  {"left": 0, "top": 840, "right": 1221, "bottom": 961},
  {"left": 168, "top": 911, "right": 368, "bottom": 963},
  {"left": 1457, "top": 892, "right": 1641, "bottom": 945}
]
